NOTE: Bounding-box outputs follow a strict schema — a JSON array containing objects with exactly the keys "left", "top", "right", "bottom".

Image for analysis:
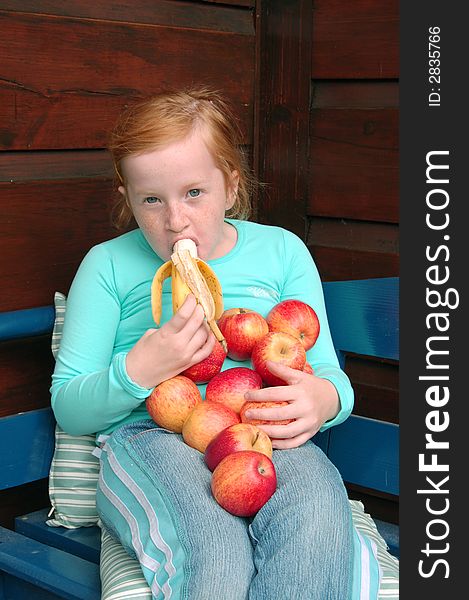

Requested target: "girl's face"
[{"left": 119, "top": 128, "right": 239, "bottom": 262}]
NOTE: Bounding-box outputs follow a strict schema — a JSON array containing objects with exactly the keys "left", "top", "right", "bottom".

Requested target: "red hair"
[{"left": 108, "top": 87, "right": 256, "bottom": 229}]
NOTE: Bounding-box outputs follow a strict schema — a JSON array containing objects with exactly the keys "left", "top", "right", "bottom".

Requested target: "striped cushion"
[
  {"left": 350, "top": 500, "right": 399, "bottom": 599},
  {"left": 51, "top": 291, "right": 66, "bottom": 360},
  {"left": 100, "top": 526, "right": 151, "bottom": 600},
  {"left": 47, "top": 292, "right": 100, "bottom": 528},
  {"left": 46, "top": 427, "right": 100, "bottom": 528}
]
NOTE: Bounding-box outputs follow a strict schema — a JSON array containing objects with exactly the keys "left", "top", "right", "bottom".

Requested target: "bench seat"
[
  {"left": 0, "top": 526, "right": 100, "bottom": 600},
  {"left": 15, "top": 509, "right": 101, "bottom": 565}
]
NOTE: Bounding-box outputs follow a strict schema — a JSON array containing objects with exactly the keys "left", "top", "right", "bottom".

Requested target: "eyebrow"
[{"left": 135, "top": 181, "right": 207, "bottom": 195}]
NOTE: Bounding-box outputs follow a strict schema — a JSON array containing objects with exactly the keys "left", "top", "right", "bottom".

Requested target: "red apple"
[
  {"left": 204, "top": 422, "right": 272, "bottom": 471},
  {"left": 205, "top": 367, "right": 263, "bottom": 414},
  {"left": 182, "top": 339, "right": 227, "bottom": 383},
  {"left": 146, "top": 375, "right": 202, "bottom": 433},
  {"left": 211, "top": 451, "right": 277, "bottom": 517},
  {"left": 266, "top": 299, "right": 320, "bottom": 350},
  {"left": 182, "top": 401, "right": 240, "bottom": 453},
  {"left": 303, "top": 362, "right": 314, "bottom": 375},
  {"left": 251, "top": 331, "right": 306, "bottom": 386},
  {"left": 240, "top": 401, "right": 294, "bottom": 426},
  {"left": 218, "top": 308, "right": 269, "bottom": 361}
]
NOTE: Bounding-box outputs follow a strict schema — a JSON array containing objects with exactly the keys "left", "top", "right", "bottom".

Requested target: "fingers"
[
  {"left": 189, "top": 332, "right": 216, "bottom": 365},
  {"left": 244, "top": 403, "right": 297, "bottom": 422},
  {"left": 177, "top": 293, "right": 198, "bottom": 317},
  {"left": 163, "top": 295, "right": 207, "bottom": 340},
  {"left": 270, "top": 432, "right": 313, "bottom": 450},
  {"left": 256, "top": 420, "right": 319, "bottom": 444},
  {"left": 255, "top": 420, "right": 299, "bottom": 440},
  {"left": 180, "top": 306, "right": 210, "bottom": 343},
  {"left": 245, "top": 386, "right": 294, "bottom": 403},
  {"left": 265, "top": 360, "right": 305, "bottom": 385},
  {"left": 167, "top": 294, "right": 199, "bottom": 331}
]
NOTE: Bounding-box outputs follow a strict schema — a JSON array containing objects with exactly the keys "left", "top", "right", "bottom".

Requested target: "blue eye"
[
  {"left": 144, "top": 196, "right": 160, "bottom": 204},
  {"left": 188, "top": 189, "right": 201, "bottom": 198}
]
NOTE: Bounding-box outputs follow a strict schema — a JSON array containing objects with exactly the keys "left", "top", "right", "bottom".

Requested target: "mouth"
[{"left": 172, "top": 236, "right": 199, "bottom": 250}]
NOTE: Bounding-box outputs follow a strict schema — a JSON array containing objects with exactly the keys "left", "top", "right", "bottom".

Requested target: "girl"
[{"left": 51, "top": 88, "right": 379, "bottom": 599}]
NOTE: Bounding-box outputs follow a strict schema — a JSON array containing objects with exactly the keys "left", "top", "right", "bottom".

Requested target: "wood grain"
[
  {"left": 309, "top": 246, "right": 398, "bottom": 282},
  {"left": 0, "top": 11, "right": 254, "bottom": 150},
  {"left": 311, "top": 0, "right": 398, "bottom": 79},
  {"left": 0, "top": 177, "right": 117, "bottom": 311},
  {"left": 306, "top": 218, "right": 399, "bottom": 281},
  {"left": 308, "top": 107, "right": 398, "bottom": 222},
  {"left": 0, "top": 0, "right": 254, "bottom": 33},
  {"left": 254, "top": 0, "right": 313, "bottom": 239}
]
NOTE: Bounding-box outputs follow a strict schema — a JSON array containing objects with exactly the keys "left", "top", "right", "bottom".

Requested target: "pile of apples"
[{"left": 146, "top": 299, "right": 320, "bottom": 517}]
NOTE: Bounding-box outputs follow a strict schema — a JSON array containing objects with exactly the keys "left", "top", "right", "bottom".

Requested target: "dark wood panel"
[
  {"left": 201, "top": 0, "right": 254, "bottom": 6},
  {"left": 0, "top": 150, "right": 113, "bottom": 182},
  {"left": 312, "top": 81, "right": 398, "bottom": 109},
  {"left": 345, "top": 355, "right": 399, "bottom": 423},
  {"left": 352, "top": 382, "right": 398, "bottom": 423},
  {"left": 309, "top": 246, "right": 399, "bottom": 282},
  {"left": 307, "top": 217, "right": 399, "bottom": 255},
  {"left": 307, "top": 217, "right": 399, "bottom": 288},
  {"left": 0, "top": 1, "right": 254, "bottom": 33},
  {"left": 311, "top": 0, "right": 398, "bottom": 79},
  {"left": 0, "top": 479, "right": 49, "bottom": 529},
  {"left": 310, "top": 108, "right": 398, "bottom": 166},
  {"left": 308, "top": 108, "right": 398, "bottom": 222},
  {"left": 309, "top": 164, "right": 398, "bottom": 222},
  {"left": 0, "top": 336, "right": 54, "bottom": 417},
  {"left": 254, "top": 0, "right": 313, "bottom": 239},
  {"left": 0, "top": 178, "right": 117, "bottom": 311},
  {"left": 0, "top": 11, "right": 254, "bottom": 150}
]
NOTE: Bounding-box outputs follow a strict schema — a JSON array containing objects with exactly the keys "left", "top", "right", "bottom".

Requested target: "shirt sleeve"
[
  {"left": 280, "top": 229, "right": 354, "bottom": 430},
  {"left": 50, "top": 245, "right": 153, "bottom": 436}
]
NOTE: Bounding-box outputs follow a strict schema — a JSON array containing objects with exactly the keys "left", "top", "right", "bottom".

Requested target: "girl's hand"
[
  {"left": 125, "top": 294, "right": 215, "bottom": 388},
  {"left": 242, "top": 361, "right": 340, "bottom": 449}
]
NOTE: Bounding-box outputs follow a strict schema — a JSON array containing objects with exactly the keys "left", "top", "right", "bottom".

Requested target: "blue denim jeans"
[{"left": 97, "top": 420, "right": 354, "bottom": 599}]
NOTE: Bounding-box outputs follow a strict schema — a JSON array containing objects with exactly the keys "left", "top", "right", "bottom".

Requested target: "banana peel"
[{"left": 151, "top": 239, "right": 227, "bottom": 352}]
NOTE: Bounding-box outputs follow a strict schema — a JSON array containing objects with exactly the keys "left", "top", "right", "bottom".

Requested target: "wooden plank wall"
[
  {"left": 308, "top": 0, "right": 399, "bottom": 282},
  {"left": 0, "top": 0, "right": 255, "bottom": 527}
]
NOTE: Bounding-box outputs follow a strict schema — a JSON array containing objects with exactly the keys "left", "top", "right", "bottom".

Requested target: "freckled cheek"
[{"left": 133, "top": 213, "right": 164, "bottom": 238}]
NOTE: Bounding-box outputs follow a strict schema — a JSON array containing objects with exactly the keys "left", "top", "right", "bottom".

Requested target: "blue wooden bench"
[
  {"left": 0, "top": 277, "right": 399, "bottom": 599},
  {"left": 319, "top": 277, "right": 399, "bottom": 558}
]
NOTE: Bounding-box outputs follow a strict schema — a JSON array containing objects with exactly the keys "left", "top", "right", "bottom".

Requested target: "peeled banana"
[{"left": 151, "top": 239, "right": 227, "bottom": 352}]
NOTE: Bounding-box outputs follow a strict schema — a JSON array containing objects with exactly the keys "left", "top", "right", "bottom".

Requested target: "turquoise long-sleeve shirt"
[{"left": 51, "top": 219, "right": 353, "bottom": 436}]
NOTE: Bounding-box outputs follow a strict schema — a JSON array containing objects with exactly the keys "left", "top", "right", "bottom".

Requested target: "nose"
[{"left": 165, "top": 201, "right": 189, "bottom": 233}]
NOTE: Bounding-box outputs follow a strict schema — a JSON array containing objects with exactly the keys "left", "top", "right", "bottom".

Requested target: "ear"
[
  {"left": 118, "top": 185, "right": 130, "bottom": 207},
  {"left": 226, "top": 170, "right": 239, "bottom": 210}
]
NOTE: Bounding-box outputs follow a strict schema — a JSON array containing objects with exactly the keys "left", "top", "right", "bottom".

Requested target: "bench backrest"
[
  {"left": 0, "top": 277, "right": 399, "bottom": 497},
  {"left": 316, "top": 277, "right": 399, "bottom": 496}
]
